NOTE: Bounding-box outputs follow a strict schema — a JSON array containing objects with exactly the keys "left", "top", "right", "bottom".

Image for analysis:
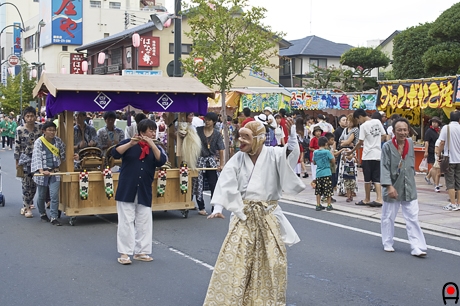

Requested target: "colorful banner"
[
  {"left": 290, "top": 90, "right": 377, "bottom": 110},
  {"left": 378, "top": 77, "right": 455, "bottom": 110},
  {"left": 13, "top": 22, "right": 22, "bottom": 56},
  {"left": 51, "top": 0, "right": 83, "bottom": 45},
  {"left": 70, "top": 53, "right": 84, "bottom": 74},
  {"left": 138, "top": 36, "right": 160, "bottom": 67},
  {"left": 249, "top": 68, "right": 278, "bottom": 86},
  {"left": 240, "top": 93, "right": 291, "bottom": 112}
]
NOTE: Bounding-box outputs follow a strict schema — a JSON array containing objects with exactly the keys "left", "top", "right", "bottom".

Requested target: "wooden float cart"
[{"left": 33, "top": 73, "right": 213, "bottom": 225}]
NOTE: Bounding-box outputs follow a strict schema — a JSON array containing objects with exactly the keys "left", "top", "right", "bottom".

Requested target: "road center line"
[{"left": 283, "top": 211, "right": 460, "bottom": 257}]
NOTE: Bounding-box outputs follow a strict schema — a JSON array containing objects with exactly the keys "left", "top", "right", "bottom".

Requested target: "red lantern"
[
  {"left": 98, "top": 52, "right": 106, "bottom": 64},
  {"left": 132, "top": 33, "right": 140, "bottom": 48}
]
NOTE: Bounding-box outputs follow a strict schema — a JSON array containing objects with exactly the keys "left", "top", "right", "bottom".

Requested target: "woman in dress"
[
  {"left": 203, "top": 119, "right": 305, "bottom": 306},
  {"left": 337, "top": 114, "right": 359, "bottom": 197}
]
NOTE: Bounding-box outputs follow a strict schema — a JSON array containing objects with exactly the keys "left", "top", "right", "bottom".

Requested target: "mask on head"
[{"left": 240, "top": 121, "right": 266, "bottom": 155}]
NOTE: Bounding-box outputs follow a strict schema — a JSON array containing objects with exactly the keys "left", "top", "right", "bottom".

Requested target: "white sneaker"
[
  {"left": 443, "top": 203, "right": 455, "bottom": 211},
  {"left": 384, "top": 246, "right": 395, "bottom": 252},
  {"left": 20, "top": 207, "right": 25, "bottom": 215},
  {"left": 411, "top": 248, "right": 427, "bottom": 257},
  {"left": 452, "top": 204, "right": 460, "bottom": 211},
  {"left": 435, "top": 186, "right": 440, "bottom": 193}
]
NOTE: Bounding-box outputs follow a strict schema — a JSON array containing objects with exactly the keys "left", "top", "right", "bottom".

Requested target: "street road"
[{"left": 0, "top": 150, "right": 459, "bottom": 306}]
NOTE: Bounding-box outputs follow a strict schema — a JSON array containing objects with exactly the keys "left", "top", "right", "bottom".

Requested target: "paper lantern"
[
  {"left": 98, "top": 52, "right": 105, "bottom": 64},
  {"left": 164, "top": 18, "right": 171, "bottom": 28},
  {"left": 60, "top": 67, "right": 66, "bottom": 74},
  {"left": 82, "top": 61, "right": 88, "bottom": 73},
  {"left": 41, "top": 69, "right": 46, "bottom": 75},
  {"left": 132, "top": 33, "right": 140, "bottom": 48},
  {"left": 31, "top": 68, "right": 37, "bottom": 78},
  {"left": 7, "top": 67, "right": 14, "bottom": 76}
]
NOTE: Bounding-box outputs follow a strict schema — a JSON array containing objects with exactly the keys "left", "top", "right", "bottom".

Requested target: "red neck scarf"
[
  {"left": 138, "top": 141, "right": 150, "bottom": 160},
  {"left": 430, "top": 125, "right": 440, "bottom": 133},
  {"left": 392, "top": 137, "right": 409, "bottom": 159}
]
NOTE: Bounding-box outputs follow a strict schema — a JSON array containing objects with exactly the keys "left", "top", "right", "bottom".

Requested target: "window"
[
  {"left": 90, "top": 1, "right": 101, "bottom": 8},
  {"left": 309, "top": 58, "right": 327, "bottom": 69},
  {"left": 25, "top": 35, "right": 35, "bottom": 52},
  {"left": 62, "top": 46, "right": 68, "bottom": 51},
  {"left": 33, "top": 0, "right": 39, "bottom": 2},
  {"left": 104, "top": 33, "right": 110, "bottom": 38},
  {"left": 281, "top": 58, "right": 294, "bottom": 75},
  {"left": 169, "top": 43, "right": 192, "bottom": 54},
  {"left": 109, "top": 2, "right": 121, "bottom": 9},
  {"left": 111, "top": 48, "right": 122, "bottom": 65}
]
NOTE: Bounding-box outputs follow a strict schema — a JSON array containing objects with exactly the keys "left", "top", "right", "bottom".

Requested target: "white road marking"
[
  {"left": 168, "top": 247, "right": 214, "bottom": 271},
  {"left": 280, "top": 198, "right": 460, "bottom": 241},
  {"left": 283, "top": 211, "right": 460, "bottom": 257}
]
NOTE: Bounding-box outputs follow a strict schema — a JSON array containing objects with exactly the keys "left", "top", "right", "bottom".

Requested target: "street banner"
[
  {"left": 290, "top": 90, "right": 377, "bottom": 110},
  {"left": 249, "top": 68, "right": 279, "bottom": 86},
  {"left": 240, "top": 93, "right": 291, "bottom": 112},
  {"left": 378, "top": 77, "right": 456, "bottom": 109},
  {"left": 13, "top": 22, "right": 22, "bottom": 56}
]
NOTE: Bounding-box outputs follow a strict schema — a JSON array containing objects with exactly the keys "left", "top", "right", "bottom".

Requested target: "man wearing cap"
[
  {"left": 424, "top": 116, "right": 441, "bottom": 186},
  {"left": 74, "top": 111, "right": 99, "bottom": 155},
  {"left": 264, "top": 107, "right": 277, "bottom": 129}
]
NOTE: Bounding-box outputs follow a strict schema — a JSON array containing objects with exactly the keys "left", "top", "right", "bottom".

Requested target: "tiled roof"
[{"left": 280, "top": 35, "right": 353, "bottom": 58}]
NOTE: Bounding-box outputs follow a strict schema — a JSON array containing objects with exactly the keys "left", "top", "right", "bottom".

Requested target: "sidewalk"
[{"left": 282, "top": 166, "right": 460, "bottom": 238}]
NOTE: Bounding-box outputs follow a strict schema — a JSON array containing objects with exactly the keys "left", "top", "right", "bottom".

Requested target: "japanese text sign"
[
  {"left": 290, "top": 90, "right": 377, "bottom": 110},
  {"left": 13, "top": 22, "right": 22, "bottom": 56},
  {"left": 70, "top": 53, "right": 84, "bottom": 74},
  {"left": 378, "top": 77, "right": 455, "bottom": 109},
  {"left": 138, "top": 36, "right": 160, "bottom": 67},
  {"left": 51, "top": 0, "right": 83, "bottom": 45}
]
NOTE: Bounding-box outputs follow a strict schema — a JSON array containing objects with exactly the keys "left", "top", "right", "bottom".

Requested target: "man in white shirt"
[
  {"left": 347, "top": 109, "right": 387, "bottom": 207},
  {"left": 263, "top": 107, "right": 277, "bottom": 130},
  {"left": 310, "top": 114, "right": 334, "bottom": 136},
  {"left": 438, "top": 111, "right": 460, "bottom": 211}
]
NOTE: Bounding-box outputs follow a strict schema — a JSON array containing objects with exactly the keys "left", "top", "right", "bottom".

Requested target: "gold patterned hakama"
[{"left": 203, "top": 200, "right": 287, "bottom": 306}]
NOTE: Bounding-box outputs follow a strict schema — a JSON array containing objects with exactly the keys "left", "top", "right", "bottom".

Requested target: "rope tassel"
[
  {"left": 157, "top": 167, "right": 167, "bottom": 197},
  {"left": 179, "top": 162, "right": 189, "bottom": 194},
  {"left": 79, "top": 170, "right": 89, "bottom": 200},
  {"left": 102, "top": 166, "right": 114, "bottom": 199}
]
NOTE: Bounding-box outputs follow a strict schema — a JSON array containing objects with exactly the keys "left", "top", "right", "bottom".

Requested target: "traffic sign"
[{"left": 7, "top": 55, "right": 20, "bottom": 66}]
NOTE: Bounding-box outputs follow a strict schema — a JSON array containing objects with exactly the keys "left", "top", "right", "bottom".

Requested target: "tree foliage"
[
  {"left": 302, "top": 64, "right": 343, "bottom": 89},
  {"left": 0, "top": 62, "right": 36, "bottom": 115},
  {"left": 182, "top": 0, "right": 282, "bottom": 90},
  {"left": 422, "top": 41, "right": 460, "bottom": 76},
  {"left": 392, "top": 23, "right": 439, "bottom": 79},
  {"left": 429, "top": 2, "right": 460, "bottom": 42},
  {"left": 340, "top": 47, "right": 390, "bottom": 76}
]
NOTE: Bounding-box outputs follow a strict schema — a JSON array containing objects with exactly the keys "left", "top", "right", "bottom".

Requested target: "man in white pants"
[{"left": 380, "top": 117, "right": 427, "bottom": 257}]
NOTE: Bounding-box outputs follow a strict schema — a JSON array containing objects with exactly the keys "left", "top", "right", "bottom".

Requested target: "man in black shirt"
[{"left": 424, "top": 116, "right": 441, "bottom": 185}]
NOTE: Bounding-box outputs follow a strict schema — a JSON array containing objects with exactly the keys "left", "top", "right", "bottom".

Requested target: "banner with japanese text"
[
  {"left": 138, "top": 36, "right": 160, "bottom": 67},
  {"left": 13, "top": 22, "right": 22, "bottom": 56},
  {"left": 239, "top": 93, "right": 291, "bottom": 112},
  {"left": 378, "top": 77, "right": 456, "bottom": 110},
  {"left": 70, "top": 53, "right": 84, "bottom": 74},
  {"left": 49, "top": 0, "right": 83, "bottom": 45},
  {"left": 290, "top": 90, "right": 377, "bottom": 110}
]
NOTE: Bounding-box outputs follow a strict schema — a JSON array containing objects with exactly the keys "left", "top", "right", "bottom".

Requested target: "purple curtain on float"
[{"left": 46, "top": 91, "right": 208, "bottom": 117}]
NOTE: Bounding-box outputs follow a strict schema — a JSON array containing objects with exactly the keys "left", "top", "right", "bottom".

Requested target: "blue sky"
[{"left": 166, "top": 0, "right": 459, "bottom": 46}]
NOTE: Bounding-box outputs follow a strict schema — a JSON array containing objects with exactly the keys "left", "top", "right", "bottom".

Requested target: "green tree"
[
  {"left": 392, "top": 23, "right": 439, "bottom": 79},
  {"left": 429, "top": 2, "right": 460, "bottom": 42},
  {"left": 301, "top": 64, "right": 343, "bottom": 89},
  {"left": 0, "top": 62, "right": 36, "bottom": 115},
  {"left": 422, "top": 41, "right": 460, "bottom": 76},
  {"left": 182, "top": 0, "right": 282, "bottom": 161},
  {"left": 340, "top": 47, "right": 389, "bottom": 90}
]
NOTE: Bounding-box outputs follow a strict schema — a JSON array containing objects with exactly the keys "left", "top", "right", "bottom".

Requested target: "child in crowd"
[
  {"left": 313, "top": 136, "right": 335, "bottom": 211},
  {"left": 342, "top": 152, "right": 357, "bottom": 202},
  {"left": 325, "top": 132, "right": 344, "bottom": 203}
]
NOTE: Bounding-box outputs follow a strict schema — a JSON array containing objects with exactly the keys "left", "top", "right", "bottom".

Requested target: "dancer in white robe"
[{"left": 203, "top": 120, "right": 306, "bottom": 306}]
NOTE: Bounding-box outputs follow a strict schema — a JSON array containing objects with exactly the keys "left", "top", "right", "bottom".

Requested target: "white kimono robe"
[{"left": 211, "top": 143, "right": 306, "bottom": 246}]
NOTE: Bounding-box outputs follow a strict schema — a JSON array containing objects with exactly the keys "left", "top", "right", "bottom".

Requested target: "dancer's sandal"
[
  {"left": 117, "top": 257, "right": 132, "bottom": 265},
  {"left": 133, "top": 254, "right": 153, "bottom": 262}
]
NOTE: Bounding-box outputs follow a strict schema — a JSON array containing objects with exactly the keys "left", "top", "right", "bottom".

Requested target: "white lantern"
[
  {"left": 98, "top": 52, "right": 105, "bottom": 65},
  {"left": 82, "top": 61, "right": 88, "bottom": 73}
]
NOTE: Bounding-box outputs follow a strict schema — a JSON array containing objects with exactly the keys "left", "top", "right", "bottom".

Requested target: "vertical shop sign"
[
  {"left": 138, "top": 36, "right": 160, "bottom": 67},
  {"left": 70, "top": 53, "right": 85, "bottom": 74}
]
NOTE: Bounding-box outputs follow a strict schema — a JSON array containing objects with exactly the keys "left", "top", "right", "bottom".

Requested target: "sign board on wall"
[
  {"left": 122, "top": 70, "right": 162, "bottom": 76},
  {"left": 40, "top": 0, "right": 83, "bottom": 46},
  {"left": 138, "top": 36, "right": 160, "bottom": 67},
  {"left": 70, "top": 53, "right": 84, "bottom": 74}
]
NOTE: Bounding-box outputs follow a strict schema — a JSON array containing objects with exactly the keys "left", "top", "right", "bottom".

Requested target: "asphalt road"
[{"left": 0, "top": 150, "right": 459, "bottom": 306}]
